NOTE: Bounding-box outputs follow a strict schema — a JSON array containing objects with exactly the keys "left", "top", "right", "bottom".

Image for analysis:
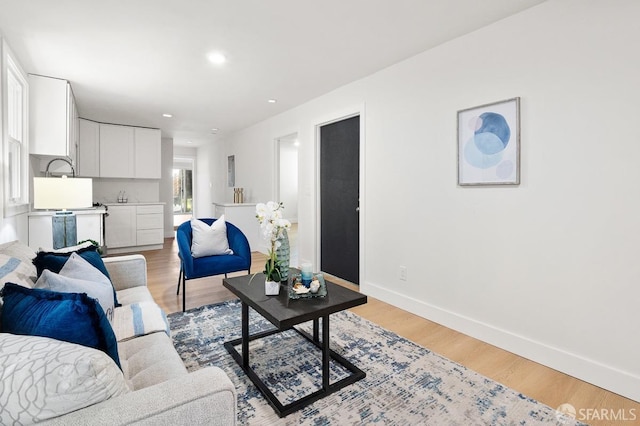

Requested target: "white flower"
[
  {"left": 256, "top": 201, "right": 291, "bottom": 245},
  {"left": 256, "top": 201, "right": 292, "bottom": 281}
]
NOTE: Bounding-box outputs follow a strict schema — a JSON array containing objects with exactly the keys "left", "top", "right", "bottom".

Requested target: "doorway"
[
  {"left": 276, "top": 133, "right": 299, "bottom": 267},
  {"left": 319, "top": 115, "right": 360, "bottom": 284},
  {"left": 173, "top": 157, "right": 194, "bottom": 228}
]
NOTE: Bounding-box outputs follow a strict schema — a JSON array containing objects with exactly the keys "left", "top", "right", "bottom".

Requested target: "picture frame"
[
  {"left": 227, "top": 155, "right": 235, "bottom": 187},
  {"left": 457, "top": 97, "right": 520, "bottom": 186}
]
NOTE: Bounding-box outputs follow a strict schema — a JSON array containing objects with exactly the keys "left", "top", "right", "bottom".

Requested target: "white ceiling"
[{"left": 0, "top": 0, "right": 545, "bottom": 147}]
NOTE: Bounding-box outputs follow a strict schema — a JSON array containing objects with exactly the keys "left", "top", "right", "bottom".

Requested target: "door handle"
[{"left": 356, "top": 207, "right": 360, "bottom": 212}]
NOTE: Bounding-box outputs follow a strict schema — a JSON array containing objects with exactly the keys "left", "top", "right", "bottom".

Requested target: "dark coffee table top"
[{"left": 223, "top": 271, "right": 367, "bottom": 329}]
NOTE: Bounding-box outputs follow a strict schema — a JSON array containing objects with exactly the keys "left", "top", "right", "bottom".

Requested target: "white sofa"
[{"left": 0, "top": 241, "right": 236, "bottom": 425}]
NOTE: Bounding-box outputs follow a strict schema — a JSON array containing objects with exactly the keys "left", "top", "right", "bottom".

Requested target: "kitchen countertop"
[
  {"left": 103, "top": 202, "right": 166, "bottom": 206},
  {"left": 28, "top": 206, "right": 107, "bottom": 216},
  {"left": 213, "top": 202, "right": 257, "bottom": 207}
]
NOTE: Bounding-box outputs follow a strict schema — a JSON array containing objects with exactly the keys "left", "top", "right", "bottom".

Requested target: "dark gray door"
[{"left": 320, "top": 115, "right": 360, "bottom": 284}]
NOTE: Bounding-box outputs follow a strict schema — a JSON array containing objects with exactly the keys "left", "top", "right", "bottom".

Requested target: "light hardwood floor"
[{"left": 135, "top": 238, "right": 639, "bottom": 426}]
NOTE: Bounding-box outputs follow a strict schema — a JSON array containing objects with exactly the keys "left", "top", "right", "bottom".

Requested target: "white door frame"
[
  {"left": 273, "top": 132, "right": 299, "bottom": 205},
  {"left": 173, "top": 156, "right": 196, "bottom": 217}
]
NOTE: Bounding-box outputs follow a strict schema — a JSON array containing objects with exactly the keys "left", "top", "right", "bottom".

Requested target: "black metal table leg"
[
  {"left": 322, "top": 315, "right": 329, "bottom": 390},
  {"left": 242, "top": 302, "right": 249, "bottom": 368},
  {"left": 224, "top": 314, "right": 366, "bottom": 418}
]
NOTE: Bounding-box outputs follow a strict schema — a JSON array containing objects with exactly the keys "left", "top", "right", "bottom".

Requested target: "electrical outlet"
[{"left": 399, "top": 266, "right": 407, "bottom": 281}]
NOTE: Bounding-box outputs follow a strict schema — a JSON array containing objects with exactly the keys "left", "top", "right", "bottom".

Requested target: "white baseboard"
[{"left": 362, "top": 281, "right": 640, "bottom": 403}]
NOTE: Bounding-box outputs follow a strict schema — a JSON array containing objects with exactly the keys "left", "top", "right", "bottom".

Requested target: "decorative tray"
[{"left": 288, "top": 273, "right": 327, "bottom": 299}]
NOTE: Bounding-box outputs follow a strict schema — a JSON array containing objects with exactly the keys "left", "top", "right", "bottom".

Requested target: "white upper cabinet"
[
  {"left": 79, "top": 122, "right": 161, "bottom": 179},
  {"left": 78, "top": 119, "right": 100, "bottom": 177},
  {"left": 99, "top": 123, "right": 135, "bottom": 178},
  {"left": 29, "top": 75, "right": 78, "bottom": 167},
  {"left": 134, "top": 127, "right": 161, "bottom": 179}
]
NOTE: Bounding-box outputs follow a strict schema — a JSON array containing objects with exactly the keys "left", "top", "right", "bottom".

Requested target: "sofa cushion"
[
  {"left": 0, "top": 333, "right": 129, "bottom": 425},
  {"left": 112, "top": 301, "right": 169, "bottom": 342},
  {"left": 116, "top": 285, "right": 155, "bottom": 305},
  {"left": 118, "top": 332, "right": 187, "bottom": 390},
  {"left": 191, "top": 216, "right": 233, "bottom": 258},
  {"left": 34, "top": 253, "right": 115, "bottom": 323},
  {"left": 33, "top": 244, "right": 120, "bottom": 306},
  {"left": 0, "top": 283, "right": 121, "bottom": 369}
]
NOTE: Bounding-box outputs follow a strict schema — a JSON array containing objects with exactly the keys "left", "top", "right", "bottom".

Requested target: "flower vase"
[
  {"left": 275, "top": 229, "right": 290, "bottom": 282},
  {"left": 265, "top": 279, "right": 280, "bottom": 296}
]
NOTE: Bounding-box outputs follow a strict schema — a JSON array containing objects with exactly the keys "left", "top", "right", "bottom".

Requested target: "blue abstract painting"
[{"left": 458, "top": 98, "right": 520, "bottom": 185}]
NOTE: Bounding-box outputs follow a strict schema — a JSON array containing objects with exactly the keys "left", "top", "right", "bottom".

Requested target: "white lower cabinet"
[
  {"left": 105, "top": 204, "right": 164, "bottom": 253},
  {"left": 105, "top": 205, "right": 136, "bottom": 249}
]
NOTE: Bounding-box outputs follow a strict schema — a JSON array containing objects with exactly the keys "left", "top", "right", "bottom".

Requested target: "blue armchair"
[{"left": 176, "top": 218, "right": 251, "bottom": 311}]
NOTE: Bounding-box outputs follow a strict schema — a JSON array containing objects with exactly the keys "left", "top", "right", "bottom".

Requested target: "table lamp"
[{"left": 33, "top": 159, "right": 93, "bottom": 249}]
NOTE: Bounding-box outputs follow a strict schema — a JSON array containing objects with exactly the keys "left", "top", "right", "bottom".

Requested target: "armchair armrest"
[
  {"left": 42, "top": 367, "right": 236, "bottom": 425},
  {"left": 176, "top": 227, "right": 194, "bottom": 276},
  {"left": 103, "top": 254, "right": 148, "bottom": 291}
]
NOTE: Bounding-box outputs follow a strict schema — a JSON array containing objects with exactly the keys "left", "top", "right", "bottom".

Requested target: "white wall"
[
  {"left": 92, "top": 179, "right": 159, "bottom": 204},
  {"left": 278, "top": 138, "right": 299, "bottom": 223},
  {"left": 216, "top": 0, "right": 640, "bottom": 401},
  {"left": 193, "top": 143, "right": 216, "bottom": 218},
  {"left": 160, "top": 137, "right": 174, "bottom": 237}
]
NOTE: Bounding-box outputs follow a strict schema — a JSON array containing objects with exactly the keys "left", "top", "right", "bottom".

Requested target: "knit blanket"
[{"left": 113, "top": 302, "right": 170, "bottom": 342}]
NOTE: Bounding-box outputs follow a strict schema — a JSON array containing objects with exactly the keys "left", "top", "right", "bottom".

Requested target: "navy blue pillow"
[
  {"left": 33, "top": 246, "right": 120, "bottom": 307},
  {"left": 0, "top": 283, "right": 121, "bottom": 369}
]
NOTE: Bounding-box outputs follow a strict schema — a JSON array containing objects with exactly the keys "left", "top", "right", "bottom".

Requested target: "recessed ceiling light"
[
  {"left": 268, "top": 99, "right": 277, "bottom": 103},
  {"left": 207, "top": 52, "right": 226, "bottom": 65},
  {"left": 211, "top": 128, "right": 219, "bottom": 133},
  {"left": 162, "top": 113, "right": 172, "bottom": 118},
  {"left": 186, "top": 141, "right": 192, "bottom": 144}
]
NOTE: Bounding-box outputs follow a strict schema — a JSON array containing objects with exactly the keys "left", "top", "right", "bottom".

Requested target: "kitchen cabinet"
[
  {"left": 29, "top": 75, "right": 78, "bottom": 170},
  {"left": 105, "top": 203, "right": 164, "bottom": 253},
  {"left": 134, "top": 127, "right": 161, "bottom": 178},
  {"left": 135, "top": 204, "right": 164, "bottom": 245},
  {"left": 28, "top": 208, "right": 105, "bottom": 252},
  {"left": 213, "top": 203, "right": 261, "bottom": 251},
  {"left": 104, "top": 205, "right": 136, "bottom": 248},
  {"left": 99, "top": 123, "right": 135, "bottom": 178},
  {"left": 78, "top": 119, "right": 100, "bottom": 177},
  {"left": 79, "top": 122, "right": 161, "bottom": 179}
]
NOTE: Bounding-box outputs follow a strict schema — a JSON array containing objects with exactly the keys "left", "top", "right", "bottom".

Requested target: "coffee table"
[{"left": 223, "top": 272, "right": 367, "bottom": 417}]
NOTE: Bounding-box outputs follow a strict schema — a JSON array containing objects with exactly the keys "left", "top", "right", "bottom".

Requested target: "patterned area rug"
[{"left": 167, "top": 300, "right": 583, "bottom": 425}]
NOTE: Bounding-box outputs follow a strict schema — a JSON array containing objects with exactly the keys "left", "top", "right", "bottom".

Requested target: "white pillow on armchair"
[{"left": 190, "top": 216, "right": 234, "bottom": 258}]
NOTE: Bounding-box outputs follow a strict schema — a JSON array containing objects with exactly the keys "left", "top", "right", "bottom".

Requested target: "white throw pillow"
[
  {"left": 190, "top": 216, "right": 234, "bottom": 258},
  {"left": 34, "top": 253, "right": 115, "bottom": 322},
  {"left": 0, "top": 333, "right": 130, "bottom": 425}
]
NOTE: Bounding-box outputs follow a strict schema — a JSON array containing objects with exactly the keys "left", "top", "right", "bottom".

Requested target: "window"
[{"left": 2, "top": 41, "right": 29, "bottom": 216}]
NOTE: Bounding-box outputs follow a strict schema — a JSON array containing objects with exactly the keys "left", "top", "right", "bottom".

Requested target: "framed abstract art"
[{"left": 457, "top": 97, "right": 520, "bottom": 186}]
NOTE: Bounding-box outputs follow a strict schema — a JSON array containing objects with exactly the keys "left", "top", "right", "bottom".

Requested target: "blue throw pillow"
[
  {"left": 32, "top": 245, "right": 120, "bottom": 307},
  {"left": 0, "top": 282, "right": 121, "bottom": 369}
]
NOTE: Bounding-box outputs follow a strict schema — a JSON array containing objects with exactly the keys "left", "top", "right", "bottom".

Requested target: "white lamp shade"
[{"left": 33, "top": 177, "right": 93, "bottom": 210}]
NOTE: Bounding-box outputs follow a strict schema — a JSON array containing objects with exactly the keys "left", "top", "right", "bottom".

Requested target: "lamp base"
[{"left": 52, "top": 212, "right": 77, "bottom": 249}]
